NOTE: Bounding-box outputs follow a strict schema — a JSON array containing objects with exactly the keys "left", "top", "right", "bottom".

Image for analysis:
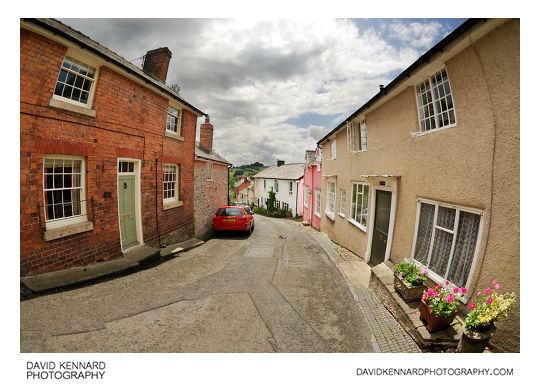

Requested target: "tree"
[
  {"left": 267, "top": 190, "right": 276, "bottom": 211},
  {"left": 233, "top": 169, "right": 244, "bottom": 176}
]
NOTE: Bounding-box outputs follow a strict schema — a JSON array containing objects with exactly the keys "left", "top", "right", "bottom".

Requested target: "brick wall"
[
  {"left": 193, "top": 160, "right": 229, "bottom": 239},
  {"left": 20, "top": 28, "right": 197, "bottom": 276}
]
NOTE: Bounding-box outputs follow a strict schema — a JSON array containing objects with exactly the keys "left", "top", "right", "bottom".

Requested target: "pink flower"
[
  {"left": 494, "top": 283, "right": 501, "bottom": 290},
  {"left": 477, "top": 291, "right": 482, "bottom": 296},
  {"left": 453, "top": 287, "right": 459, "bottom": 293},
  {"left": 445, "top": 294, "right": 454, "bottom": 303},
  {"left": 485, "top": 288, "right": 492, "bottom": 296},
  {"left": 492, "top": 278, "right": 497, "bottom": 285},
  {"left": 421, "top": 269, "right": 428, "bottom": 275},
  {"left": 469, "top": 303, "right": 476, "bottom": 311},
  {"left": 487, "top": 297, "right": 493, "bottom": 305},
  {"left": 398, "top": 272, "right": 403, "bottom": 279},
  {"left": 437, "top": 284, "right": 441, "bottom": 289},
  {"left": 446, "top": 280, "right": 449, "bottom": 286},
  {"left": 461, "top": 287, "right": 467, "bottom": 294}
]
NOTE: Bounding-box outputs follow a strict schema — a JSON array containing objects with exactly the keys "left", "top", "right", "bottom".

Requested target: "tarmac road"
[{"left": 20, "top": 214, "right": 374, "bottom": 353}]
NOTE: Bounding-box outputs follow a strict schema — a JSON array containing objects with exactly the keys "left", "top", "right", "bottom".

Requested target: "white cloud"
[{"left": 60, "top": 18, "right": 449, "bottom": 166}]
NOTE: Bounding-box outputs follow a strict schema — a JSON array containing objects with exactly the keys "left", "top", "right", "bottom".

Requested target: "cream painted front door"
[{"left": 118, "top": 164, "right": 137, "bottom": 248}]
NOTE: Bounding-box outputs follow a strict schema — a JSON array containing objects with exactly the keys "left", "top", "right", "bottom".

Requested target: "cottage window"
[
  {"left": 43, "top": 156, "right": 87, "bottom": 229},
  {"left": 288, "top": 181, "right": 293, "bottom": 195},
  {"left": 274, "top": 180, "right": 279, "bottom": 192},
  {"left": 205, "top": 163, "right": 213, "bottom": 181},
  {"left": 416, "top": 69, "right": 456, "bottom": 132},
  {"left": 166, "top": 107, "right": 181, "bottom": 134},
  {"left": 163, "top": 164, "right": 179, "bottom": 203},
  {"left": 347, "top": 120, "right": 367, "bottom": 152},
  {"left": 304, "top": 189, "right": 309, "bottom": 207},
  {"left": 314, "top": 189, "right": 321, "bottom": 217},
  {"left": 339, "top": 189, "right": 346, "bottom": 217},
  {"left": 53, "top": 56, "right": 96, "bottom": 106},
  {"left": 412, "top": 200, "right": 482, "bottom": 288},
  {"left": 325, "top": 180, "right": 336, "bottom": 219},
  {"left": 350, "top": 182, "right": 369, "bottom": 229},
  {"left": 330, "top": 138, "right": 336, "bottom": 159}
]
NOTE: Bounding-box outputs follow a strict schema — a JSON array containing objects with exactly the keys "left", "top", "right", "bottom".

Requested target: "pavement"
[
  {"left": 298, "top": 224, "right": 422, "bottom": 353},
  {"left": 20, "top": 215, "right": 374, "bottom": 353}
]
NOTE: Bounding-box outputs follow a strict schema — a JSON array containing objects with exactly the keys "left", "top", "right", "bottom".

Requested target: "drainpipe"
[
  {"left": 295, "top": 180, "right": 299, "bottom": 217},
  {"left": 155, "top": 158, "right": 163, "bottom": 247}
]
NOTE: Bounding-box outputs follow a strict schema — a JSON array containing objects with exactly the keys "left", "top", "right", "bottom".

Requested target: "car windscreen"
[{"left": 216, "top": 208, "right": 244, "bottom": 217}]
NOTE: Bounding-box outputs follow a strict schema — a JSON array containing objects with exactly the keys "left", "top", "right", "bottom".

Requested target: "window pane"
[
  {"left": 429, "top": 229, "right": 454, "bottom": 277},
  {"left": 447, "top": 211, "right": 481, "bottom": 287},
  {"left": 75, "top": 76, "right": 84, "bottom": 89},
  {"left": 66, "top": 72, "right": 76, "bottom": 86},
  {"left": 72, "top": 88, "right": 81, "bottom": 101},
  {"left": 80, "top": 91, "right": 89, "bottom": 104},
  {"left": 414, "top": 203, "right": 435, "bottom": 265},
  {"left": 62, "top": 85, "right": 73, "bottom": 98},
  {"left": 437, "top": 206, "right": 455, "bottom": 229}
]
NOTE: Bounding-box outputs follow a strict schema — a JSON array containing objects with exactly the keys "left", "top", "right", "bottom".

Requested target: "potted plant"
[
  {"left": 392, "top": 259, "right": 428, "bottom": 302},
  {"left": 457, "top": 278, "right": 516, "bottom": 353},
  {"left": 420, "top": 281, "right": 467, "bottom": 332}
]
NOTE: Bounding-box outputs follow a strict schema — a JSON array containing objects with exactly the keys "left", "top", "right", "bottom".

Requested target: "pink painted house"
[{"left": 302, "top": 148, "right": 322, "bottom": 230}]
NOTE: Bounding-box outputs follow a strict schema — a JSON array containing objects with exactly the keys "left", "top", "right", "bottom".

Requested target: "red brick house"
[
  {"left": 233, "top": 176, "right": 251, "bottom": 199},
  {"left": 20, "top": 18, "right": 207, "bottom": 277},
  {"left": 194, "top": 118, "right": 231, "bottom": 239}
]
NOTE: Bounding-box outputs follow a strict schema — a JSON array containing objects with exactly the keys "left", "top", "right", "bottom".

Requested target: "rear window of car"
[{"left": 216, "top": 208, "right": 244, "bottom": 216}]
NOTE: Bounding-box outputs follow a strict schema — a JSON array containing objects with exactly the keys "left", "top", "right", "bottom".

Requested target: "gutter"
[
  {"left": 317, "top": 18, "right": 486, "bottom": 146},
  {"left": 24, "top": 18, "right": 207, "bottom": 117}
]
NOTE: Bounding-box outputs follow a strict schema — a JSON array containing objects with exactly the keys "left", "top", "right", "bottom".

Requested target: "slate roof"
[
  {"left": 253, "top": 163, "right": 304, "bottom": 180},
  {"left": 195, "top": 142, "right": 231, "bottom": 165},
  {"left": 24, "top": 18, "right": 205, "bottom": 116}
]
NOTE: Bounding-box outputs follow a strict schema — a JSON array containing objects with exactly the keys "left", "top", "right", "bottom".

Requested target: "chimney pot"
[
  {"left": 379, "top": 84, "right": 385, "bottom": 90},
  {"left": 277, "top": 160, "right": 285, "bottom": 167},
  {"left": 200, "top": 117, "right": 214, "bottom": 151},
  {"left": 143, "top": 47, "right": 172, "bottom": 83}
]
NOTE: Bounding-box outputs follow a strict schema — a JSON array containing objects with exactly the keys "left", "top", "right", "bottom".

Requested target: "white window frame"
[
  {"left": 274, "top": 179, "right": 279, "bottom": 192},
  {"left": 288, "top": 181, "right": 293, "bottom": 195},
  {"left": 346, "top": 119, "right": 367, "bottom": 152},
  {"left": 329, "top": 138, "right": 336, "bottom": 160},
  {"left": 205, "top": 162, "right": 213, "bottom": 181},
  {"left": 325, "top": 180, "right": 336, "bottom": 220},
  {"left": 410, "top": 198, "right": 483, "bottom": 297},
  {"left": 163, "top": 163, "right": 179, "bottom": 204},
  {"left": 314, "top": 189, "right": 321, "bottom": 217},
  {"left": 415, "top": 68, "right": 457, "bottom": 134},
  {"left": 166, "top": 106, "right": 181, "bottom": 135},
  {"left": 348, "top": 182, "right": 369, "bottom": 231},
  {"left": 339, "top": 189, "right": 346, "bottom": 217},
  {"left": 42, "top": 155, "right": 87, "bottom": 230},
  {"left": 51, "top": 53, "right": 99, "bottom": 109}
]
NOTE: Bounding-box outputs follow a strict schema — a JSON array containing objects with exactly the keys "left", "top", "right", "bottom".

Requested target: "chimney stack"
[
  {"left": 379, "top": 84, "right": 385, "bottom": 91},
  {"left": 199, "top": 117, "right": 214, "bottom": 151},
  {"left": 143, "top": 47, "right": 172, "bottom": 83},
  {"left": 277, "top": 160, "right": 285, "bottom": 167}
]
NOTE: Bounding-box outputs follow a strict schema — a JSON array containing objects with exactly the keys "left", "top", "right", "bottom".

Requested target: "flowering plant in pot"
[
  {"left": 392, "top": 259, "right": 428, "bottom": 302},
  {"left": 420, "top": 281, "right": 467, "bottom": 332},
  {"left": 457, "top": 278, "right": 516, "bottom": 352}
]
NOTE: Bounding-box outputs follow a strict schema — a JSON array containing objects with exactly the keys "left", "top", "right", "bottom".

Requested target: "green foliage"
[
  {"left": 393, "top": 259, "right": 428, "bottom": 287},
  {"left": 465, "top": 280, "right": 516, "bottom": 332},
  {"left": 422, "top": 282, "right": 467, "bottom": 318},
  {"left": 267, "top": 190, "right": 276, "bottom": 211},
  {"left": 252, "top": 205, "right": 288, "bottom": 218},
  {"left": 233, "top": 169, "right": 244, "bottom": 176}
]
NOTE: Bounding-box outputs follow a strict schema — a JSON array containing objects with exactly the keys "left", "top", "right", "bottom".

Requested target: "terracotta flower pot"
[
  {"left": 419, "top": 299, "right": 457, "bottom": 332},
  {"left": 394, "top": 276, "right": 425, "bottom": 302},
  {"left": 457, "top": 326, "right": 496, "bottom": 353}
]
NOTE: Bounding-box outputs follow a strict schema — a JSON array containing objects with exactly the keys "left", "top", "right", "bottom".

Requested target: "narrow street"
[{"left": 21, "top": 215, "right": 375, "bottom": 353}]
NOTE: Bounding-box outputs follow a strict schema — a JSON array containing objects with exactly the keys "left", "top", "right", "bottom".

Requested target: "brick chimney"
[
  {"left": 199, "top": 117, "right": 214, "bottom": 151},
  {"left": 277, "top": 160, "right": 285, "bottom": 167},
  {"left": 143, "top": 47, "right": 172, "bottom": 83}
]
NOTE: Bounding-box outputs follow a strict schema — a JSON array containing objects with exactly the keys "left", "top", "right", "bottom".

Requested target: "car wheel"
[
  {"left": 251, "top": 221, "right": 255, "bottom": 231},
  {"left": 247, "top": 224, "right": 252, "bottom": 236}
]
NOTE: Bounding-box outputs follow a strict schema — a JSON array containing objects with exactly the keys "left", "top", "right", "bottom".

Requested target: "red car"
[{"left": 213, "top": 206, "right": 255, "bottom": 236}]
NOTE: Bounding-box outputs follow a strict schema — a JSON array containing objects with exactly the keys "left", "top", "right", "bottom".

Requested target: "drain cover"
[
  {"left": 244, "top": 246, "right": 274, "bottom": 258},
  {"left": 283, "top": 254, "right": 313, "bottom": 267}
]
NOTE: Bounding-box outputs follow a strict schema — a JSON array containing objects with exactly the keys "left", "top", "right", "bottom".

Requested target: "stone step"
[{"left": 159, "top": 238, "right": 204, "bottom": 258}]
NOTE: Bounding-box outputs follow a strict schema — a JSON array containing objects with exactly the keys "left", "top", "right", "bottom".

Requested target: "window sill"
[
  {"left": 410, "top": 123, "right": 457, "bottom": 137},
  {"left": 347, "top": 218, "right": 367, "bottom": 232},
  {"left": 325, "top": 210, "right": 335, "bottom": 221},
  {"left": 44, "top": 220, "right": 94, "bottom": 241},
  {"left": 49, "top": 97, "right": 96, "bottom": 117},
  {"left": 349, "top": 149, "right": 367, "bottom": 154},
  {"left": 338, "top": 213, "right": 346, "bottom": 218},
  {"left": 314, "top": 211, "right": 321, "bottom": 218},
  {"left": 164, "top": 131, "right": 184, "bottom": 141},
  {"left": 163, "top": 200, "right": 183, "bottom": 210}
]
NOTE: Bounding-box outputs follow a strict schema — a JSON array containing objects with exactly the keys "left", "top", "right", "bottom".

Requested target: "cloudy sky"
[{"left": 60, "top": 18, "right": 465, "bottom": 166}]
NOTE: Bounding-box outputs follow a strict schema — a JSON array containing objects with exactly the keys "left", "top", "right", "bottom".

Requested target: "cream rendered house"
[{"left": 317, "top": 19, "right": 519, "bottom": 352}]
